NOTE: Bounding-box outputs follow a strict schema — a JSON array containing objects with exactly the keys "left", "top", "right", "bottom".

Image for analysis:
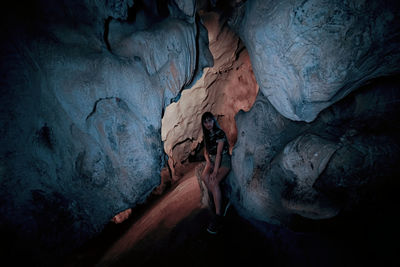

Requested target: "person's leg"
[
  {"left": 210, "top": 167, "right": 230, "bottom": 215},
  {"left": 206, "top": 167, "right": 231, "bottom": 234},
  {"left": 206, "top": 167, "right": 229, "bottom": 234},
  {"left": 201, "top": 164, "right": 212, "bottom": 189}
]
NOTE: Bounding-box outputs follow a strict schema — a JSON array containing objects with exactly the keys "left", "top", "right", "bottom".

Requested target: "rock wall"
[
  {"left": 229, "top": 76, "right": 400, "bottom": 225},
  {"left": 231, "top": 0, "right": 400, "bottom": 122},
  {"left": 0, "top": 0, "right": 211, "bottom": 263},
  {"left": 162, "top": 11, "right": 259, "bottom": 179},
  {"left": 223, "top": 0, "right": 400, "bottom": 226}
]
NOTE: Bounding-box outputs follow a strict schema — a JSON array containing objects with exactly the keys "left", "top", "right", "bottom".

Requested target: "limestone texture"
[
  {"left": 0, "top": 0, "right": 210, "bottom": 263},
  {"left": 218, "top": 0, "right": 400, "bottom": 227},
  {"left": 232, "top": 0, "right": 400, "bottom": 122}
]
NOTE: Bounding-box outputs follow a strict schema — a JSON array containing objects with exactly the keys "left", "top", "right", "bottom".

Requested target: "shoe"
[{"left": 207, "top": 214, "right": 223, "bottom": 235}]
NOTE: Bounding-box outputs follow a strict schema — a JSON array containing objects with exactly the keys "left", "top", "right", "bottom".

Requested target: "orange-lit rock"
[
  {"left": 98, "top": 168, "right": 203, "bottom": 266},
  {"left": 162, "top": 12, "right": 259, "bottom": 179},
  {"left": 111, "top": 208, "right": 132, "bottom": 224}
]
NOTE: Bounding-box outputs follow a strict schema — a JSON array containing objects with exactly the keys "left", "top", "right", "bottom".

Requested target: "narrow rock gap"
[
  {"left": 103, "top": 17, "right": 112, "bottom": 51},
  {"left": 161, "top": 9, "right": 259, "bottom": 181}
]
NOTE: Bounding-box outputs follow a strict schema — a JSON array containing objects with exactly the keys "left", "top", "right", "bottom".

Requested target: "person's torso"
[{"left": 207, "top": 128, "right": 229, "bottom": 155}]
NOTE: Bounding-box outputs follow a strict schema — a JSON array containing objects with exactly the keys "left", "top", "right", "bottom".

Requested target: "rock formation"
[
  {"left": 231, "top": 0, "right": 400, "bottom": 122},
  {"left": 1, "top": 0, "right": 400, "bottom": 264},
  {"left": 0, "top": 0, "right": 210, "bottom": 263},
  {"left": 229, "top": 75, "right": 400, "bottom": 226},
  {"left": 162, "top": 11, "right": 259, "bottom": 179},
  {"left": 226, "top": 0, "right": 400, "bottom": 226},
  {"left": 161, "top": 0, "right": 400, "bottom": 229}
]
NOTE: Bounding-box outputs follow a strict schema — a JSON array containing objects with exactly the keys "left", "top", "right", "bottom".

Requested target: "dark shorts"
[{"left": 210, "top": 153, "right": 231, "bottom": 169}]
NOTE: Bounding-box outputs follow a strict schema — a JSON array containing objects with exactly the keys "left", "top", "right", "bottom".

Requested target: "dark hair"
[{"left": 201, "top": 112, "right": 219, "bottom": 153}]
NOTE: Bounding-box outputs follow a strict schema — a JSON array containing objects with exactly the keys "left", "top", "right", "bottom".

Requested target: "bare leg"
[
  {"left": 201, "top": 164, "right": 212, "bottom": 188},
  {"left": 210, "top": 167, "right": 230, "bottom": 215}
]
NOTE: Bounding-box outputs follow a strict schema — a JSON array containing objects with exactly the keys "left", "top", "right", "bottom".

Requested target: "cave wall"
[
  {"left": 1, "top": 0, "right": 400, "bottom": 264},
  {"left": 229, "top": 77, "right": 400, "bottom": 225},
  {"left": 0, "top": 0, "right": 211, "bottom": 263},
  {"left": 227, "top": 0, "right": 400, "bottom": 225},
  {"left": 231, "top": 0, "right": 400, "bottom": 122}
]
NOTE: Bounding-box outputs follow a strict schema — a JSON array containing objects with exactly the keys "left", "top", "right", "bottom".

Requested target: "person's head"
[
  {"left": 201, "top": 112, "right": 217, "bottom": 134},
  {"left": 201, "top": 112, "right": 217, "bottom": 152},
  {"left": 201, "top": 112, "right": 224, "bottom": 153}
]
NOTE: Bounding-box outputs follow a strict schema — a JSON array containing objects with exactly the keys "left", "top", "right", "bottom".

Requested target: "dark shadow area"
[
  {"left": 125, "top": 0, "right": 170, "bottom": 23},
  {"left": 286, "top": 173, "right": 399, "bottom": 267},
  {"left": 61, "top": 189, "right": 170, "bottom": 267},
  {"left": 100, "top": 207, "right": 276, "bottom": 267},
  {"left": 63, "top": 166, "right": 399, "bottom": 267}
]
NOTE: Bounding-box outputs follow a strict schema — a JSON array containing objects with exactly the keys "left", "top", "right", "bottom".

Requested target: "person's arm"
[
  {"left": 210, "top": 141, "right": 224, "bottom": 181},
  {"left": 204, "top": 146, "right": 212, "bottom": 167}
]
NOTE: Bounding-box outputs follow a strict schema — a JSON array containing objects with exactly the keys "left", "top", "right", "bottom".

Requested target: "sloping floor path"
[{"left": 64, "top": 162, "right": 398, "bottom": 267}]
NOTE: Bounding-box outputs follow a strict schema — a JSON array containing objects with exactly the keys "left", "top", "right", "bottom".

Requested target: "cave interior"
[{"left": 1, "top": 0, "right": 400, "bottom": 266}]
